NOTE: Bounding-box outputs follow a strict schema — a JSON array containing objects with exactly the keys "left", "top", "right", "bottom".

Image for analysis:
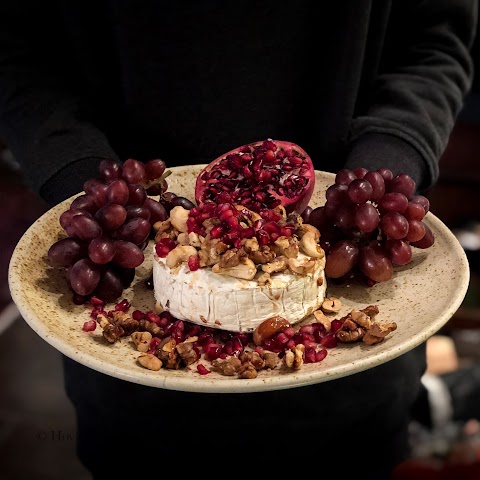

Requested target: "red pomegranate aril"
[
  {"left": 283, "top": 327, "right": 296, "bottom": 338},
  {"left": 188, "top": 255, "right": 200, "bottom": 271},
  {"left": 331, "top": 319, "right": 343, "bottom": 333},
  {"left": 197, "top": 364, "right": 210, "bottom": 375},
  {"left": 197, "top": 332, "right": 213, "bottom": 346},
  {"left": 89, "top": 296, "right": 105, "bottom": 309},
  {"left": 304, "top": 347, "right": 316, "bottom": 363},
  {"left": 299, "top": 324, "right": 315, "bottom": 335},
  {"left": 115, "top": 299, "right": 131, "bottom": 312},
  {"left": 275, "top": 332, "right": 290, "bottom": 346},
  {"left": 145, "top": 311, "right": 161, "bottom": 325},
  {"left": 82, "top": 320, "right": 97, "bottom": 332},
  {"left": 286, "top": 339, "right": 296, "bottom": 350},
  {"left": 148, "top": 337, "right": 161, "bottom": 354},
  {"left": 205, "top": 343, "right": 222, "bottom": 360},
  {"left": 315, "top": 348, "right": 328, "bottom": 362},
  {"left": 132, "top": 309, "right": 145, "bottom": 321},
  {"left": 320, "top": 334, "right": 338, "bottom": 349}
]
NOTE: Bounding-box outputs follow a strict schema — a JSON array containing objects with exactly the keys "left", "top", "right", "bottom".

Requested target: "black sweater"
[
  {"left": 0, "top": 1, "right": 477, "bottom": 471},
  {"left": 0, "top": 1, "right": 476, "bottom": 203}
]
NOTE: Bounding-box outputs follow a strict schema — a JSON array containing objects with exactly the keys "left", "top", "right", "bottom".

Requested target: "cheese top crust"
[{"left": 152, "top": 249, "right": 327, "bottom": 332}]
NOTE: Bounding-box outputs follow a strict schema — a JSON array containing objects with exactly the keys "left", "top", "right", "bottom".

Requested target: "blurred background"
[{"left": 1, "top": 38, "right": 480, "bottom": 480}]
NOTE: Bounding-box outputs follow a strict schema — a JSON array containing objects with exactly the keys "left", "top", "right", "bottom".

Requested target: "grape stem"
[{"left": 143, "top": 169, "right": 172, "bottom": 189}]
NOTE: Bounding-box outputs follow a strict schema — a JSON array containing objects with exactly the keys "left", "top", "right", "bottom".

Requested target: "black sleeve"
[
  {"left": 345, "top": 0, "right": 477, "bottom": 192},
  {"left": 0, "top": 1, "right": 118, "bottom": 205}
]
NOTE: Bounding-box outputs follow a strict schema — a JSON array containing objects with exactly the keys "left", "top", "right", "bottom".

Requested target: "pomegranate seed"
[
  {"left": 132, "top": 309, "right": 145, "bottom": 320},
  {"left": 331, "top": 319, "right": 343, "bottom": 333},
  {"left": 90, "top": 308, "right": 107, "bottom": 319},
  {"left": 82, "top": 320, "right": 97, "bottom": 332},
  {"left": 197, "top": 364, "right": 210, "bottom": 375},
  {"left": 187, "top": 255, "right": 200, "bottom": 271},
  {"left": 299, "top": 324, "right": 315, "bottom": 335},
  {"left": 205, "top": 343, "right": 222, "bottom": 360},
  {"left": 115, "top": 299, "right": 130, "bottom": 312},
  {"left": 304, "top": 347, "right": 316, "bottom": 363},
  {"left": 315, "top": 348, "right": 328, "bottom": 362},
  {"left": 148, "top": 337, "right": 161, "bottom": 354},
  {"left": 145, "top": 311, "right": 161, "bottom": 325},
  {"left": 89, "top": 296, "right": 105, "bottom": 308},
  {"left": 320, "top": 334, "right": 338, "bottom": 349}
]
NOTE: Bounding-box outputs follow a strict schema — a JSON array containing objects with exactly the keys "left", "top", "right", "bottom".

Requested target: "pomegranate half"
[{"left": 195, "top": 139, "right": 315, "bottom": 214}]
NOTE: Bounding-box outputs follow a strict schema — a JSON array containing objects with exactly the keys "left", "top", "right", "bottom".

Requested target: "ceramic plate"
[{"left": 9, "top": 165, "right": 470, "bottom": 393}]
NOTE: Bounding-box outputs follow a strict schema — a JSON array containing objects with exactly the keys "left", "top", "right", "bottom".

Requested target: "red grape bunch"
[
  {"left": 47, "top": 158, "right": 194, "bottom": 303},
  {"left": 306, "top": 167, "right": 434, "bottom": 286}
]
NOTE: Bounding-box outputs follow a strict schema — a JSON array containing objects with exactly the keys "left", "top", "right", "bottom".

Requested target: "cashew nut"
[
  {"left": 313, "top": 310, "right": 331, "bottom": 332},
  {"left": 300, "top": 230, "right": 325, "bottom": 259},
  {"left": 169, "top": 206, "right": 190, "bottom": 233},
  {"left": 321, "top": 296, "right": 342, "bottom": 313},
  {"left": 288, "top": 257, "right": 317, "bottom": 275},
  {"left": 212, "top": 257, "right": 257, "bottom": 280},
  {"left": 131, "top": 331, "right": 153, "bottom": 352},
  {"left": 137, "top": 353, "right": 162, "bottom": 371},
  {"left": 166, "top": 245, "right": 198, "bottom": 268},
  {"left": 296, "top": 223, "right": 320, "bottom": 239}
]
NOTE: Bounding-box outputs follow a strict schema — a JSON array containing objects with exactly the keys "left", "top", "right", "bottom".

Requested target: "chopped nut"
[
  {"left": 239, "top": 351, "right": 266, "bottom": 370},
  {"left": 166, "top": 245, "right": 198, "bottom": 269},
  {"left": 299, "top": 229, "right": 325, "bottom": 259},
  {"left": 321, "top": 297, "right": 342, "bottom": 313},
  {"left": 176, "top": 341, "right": 199, "bottom": 365},
  {"left": 137, "top": 353, "right": 162, "bottom": 371},
  {"left": 169, "top": 206, "right": 190, "bottom": 232},
  {"left": 336, "top": 328, "right": 366, "bottom": 343},
  {"left": 273, "top": 236, "right": 299, "bottom": 258},
  {"left": 283, "top": 344, "right": 305, "bottom": 369},
  {"left": 103, "top": 323, "right": 124, "bottom": 344},
  {"left": 237, "top": 361, "right": 258, "bottom": 379},
  {"left": 138, "top": 319, "right": 164, "bottom": 337},
  {"left": 153, "top": 219, "right": 172, "bottom": 235},
  {"left": 361, "top": 305, "right": 380, "bottom": 319},
  {"left": 256, "top": 271, "right": 272, "bottom": 286},
  {"left": 211, "top": 357, "right": 242, "bottom": 376},
  {"left": 249, "top": 246, "right": 276, "bottom": 264},
  {"left": 131, "top": 331, "right": 153, "bottom": 352},
  {"left": 212, "top": 257, "right": 257, "bottom": 280},
  {"left": 110, "top": 311, "right": 139, "bottom": 335},
  {"left": 363, "top": 322, "right": 397, "bottom": 345},
  {"left": 218, "top": 248, "right": 242, "bottom": 268},
  {"left": 155, "top": 337, "right": 180, "bottom": 369},
  {"left": 313, "top": 310, "right": 331, "bottom": 332},
  {"left": 188, "top": 232, "right": 203, "bottom": 248},
  {"left": 244, "top": 237, "right": 260, "bottom": 253},
  {"left": 288, "top": 257, "right": 317, "bottom": 275},
  {"left": 154, "top": 302, "right": 163, "bottom": 314},
  {"left": 261, "top": 257, "right": 288, "bottom": 274},
  {"left": 350, "top": 310, "right": 372, "bottom": 329},
  {"left": 262, "top": 351, "right": 281, "bottom": 369}
]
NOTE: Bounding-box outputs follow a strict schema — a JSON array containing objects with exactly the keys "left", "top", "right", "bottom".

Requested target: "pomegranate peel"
[{"left": 195, "top": 139, "right": 315, "bottom": 214}]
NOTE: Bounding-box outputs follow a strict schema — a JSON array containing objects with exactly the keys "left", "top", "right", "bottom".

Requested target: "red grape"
[
  {"left": 113, "top": 240, "right": 144, "bottom": 268},
  {"left": 122, "top": 158, "right": 147, "bottom": 184},
  {"left": 88, "top": 236, "right": 116, "bottom": 264},
  {"left": 48, "top": 238, "right": 87, "bottom": 267},
  {"left": 69, "top": 258, "right": 102, "bottom": 296}
]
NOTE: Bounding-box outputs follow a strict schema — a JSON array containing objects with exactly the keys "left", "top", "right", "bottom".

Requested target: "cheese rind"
[{"left": 152, "top": 249, "right": 327, "bottom": 332}]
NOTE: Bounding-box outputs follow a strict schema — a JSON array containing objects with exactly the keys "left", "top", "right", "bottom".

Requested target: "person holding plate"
[{"left": 0, "top": 1, "right": 477, "bottom": 478}]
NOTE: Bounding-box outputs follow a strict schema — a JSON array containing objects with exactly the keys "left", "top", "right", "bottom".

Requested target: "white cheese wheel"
[{"left": 152, "top": 248, "right": 327, "bottom": 332}]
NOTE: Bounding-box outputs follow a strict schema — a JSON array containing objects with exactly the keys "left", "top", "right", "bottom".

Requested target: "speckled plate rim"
[{"left": 8, "top": 166, "right": 470, "bottom": 393}]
